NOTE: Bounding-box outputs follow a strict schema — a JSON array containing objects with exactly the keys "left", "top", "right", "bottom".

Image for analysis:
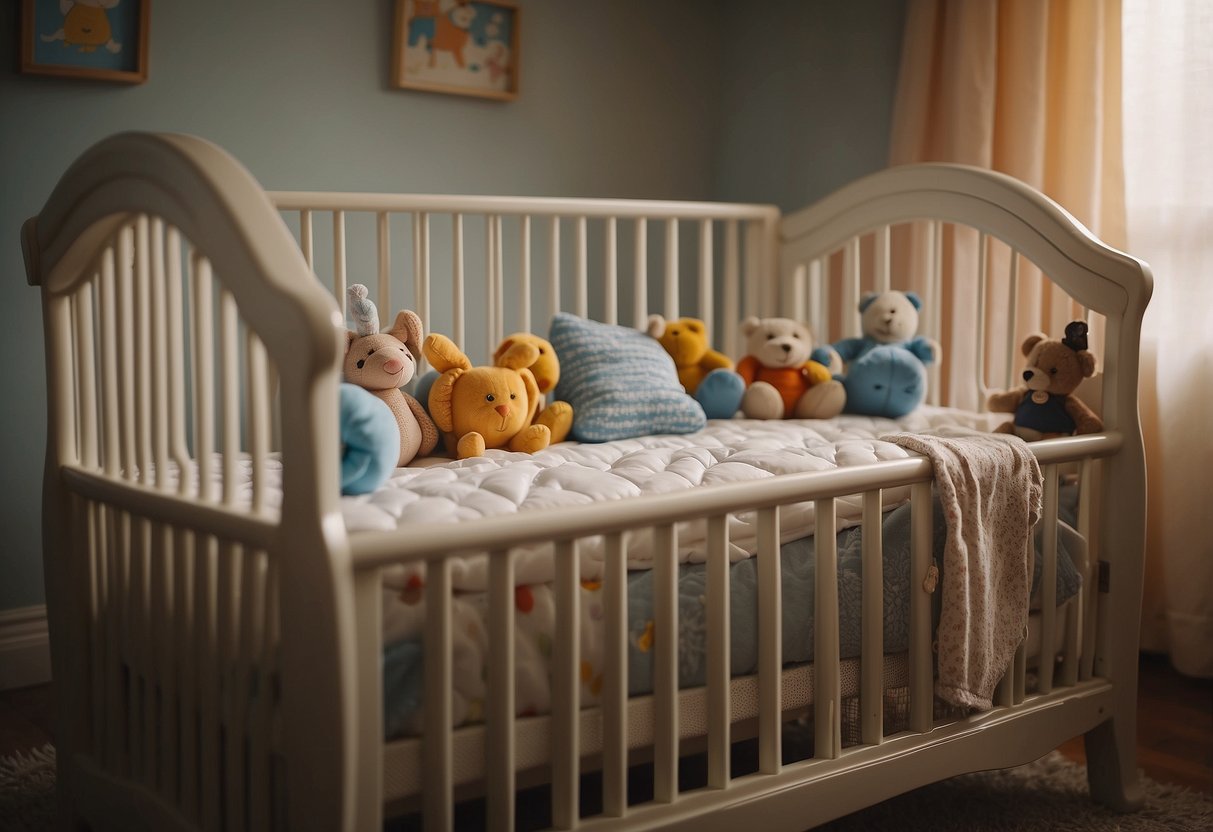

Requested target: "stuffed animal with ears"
[
  {"left": 492, "top": 332, "right": 574, "bottom": 444},
  {"left": 736, "top": 317, "right": 845, "bottom": 419},
  {"left": 646, "top": 315, "right": 745, "bottom": 419},
  {"left": 342, "top": 285, "right": 439, "bottom": 471},
  {"left": 423, "top": 333, "right": 552, "bottom": 459},
  {"left": 812, "top": 290, "right": 939, "bottom": 370},
  {"left": 987, "top": 321, "right": 1103, "bottom": 440}
]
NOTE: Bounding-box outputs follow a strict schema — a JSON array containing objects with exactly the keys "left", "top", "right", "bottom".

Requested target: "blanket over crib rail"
[{"left": 884, "top": 430, "right": 1043, "bottom": 710}]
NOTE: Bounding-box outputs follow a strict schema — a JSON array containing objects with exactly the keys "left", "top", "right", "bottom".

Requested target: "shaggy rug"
[{"left": 3, "top": 745, "right": 1210, "bottom": 831}]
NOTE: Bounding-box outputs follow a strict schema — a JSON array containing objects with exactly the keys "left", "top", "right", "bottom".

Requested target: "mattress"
[{"left": 359, "top": 408, "right": 1079, "bottom": 739}]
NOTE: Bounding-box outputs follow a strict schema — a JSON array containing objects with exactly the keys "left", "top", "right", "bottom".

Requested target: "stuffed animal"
[
  {"left": 736, "top": 317, "right": 845, "bottom": 419},
  {"left": 987, "top": 321, "right": 1103, "bottom": 440},
  {"left": 840, "top": 345, "right": 927, "bottom": 419},
  {"left": 492, "top": 332, "right": 574, "bottom": 444},
  {"left": 812, "top": 291, "right": 938, "bottom": 370},
  {"left": 339, "top": 383, "right": 400, "bottom": 495},
  {"left": 646, "top": 315, "right": 745, "bottom": 419},
  {"left": 423, "top": 333, "right": 551, "bottom": 459},
  {"left": 342, "top": 285, "right": 438, "bottom": 467}
]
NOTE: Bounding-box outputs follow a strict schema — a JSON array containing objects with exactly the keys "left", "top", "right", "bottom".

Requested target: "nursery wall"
[{"left": 0, "top": 0, "right": 905, "bottom": 615}]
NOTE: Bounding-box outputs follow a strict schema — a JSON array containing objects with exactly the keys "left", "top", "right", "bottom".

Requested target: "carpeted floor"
[{"left": 3, "top": 745, "right": 1210, "bottom": 831}]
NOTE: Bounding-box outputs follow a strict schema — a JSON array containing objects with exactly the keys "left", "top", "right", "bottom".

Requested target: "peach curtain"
[
  {"left": 1123, "top": 0, "right": 1213, "bottom": 678},
  {"left": 888, "top": 0, "right": 1124, "bottom": 411}
]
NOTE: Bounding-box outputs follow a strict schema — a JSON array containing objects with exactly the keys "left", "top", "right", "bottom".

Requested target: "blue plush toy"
[
  {"left": 339, "top": 383, "right": 401, "bottom": 495},
  {"left": 840, "top": 345, "right": 927, "bottom": 419},
  {"left": 811, "top": 291, "right": 937, "bottom": 369}
]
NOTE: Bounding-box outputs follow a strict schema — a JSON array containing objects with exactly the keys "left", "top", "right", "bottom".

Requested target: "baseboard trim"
[{"left": 0, "top": 605, "right": 51, "bottom": 691}]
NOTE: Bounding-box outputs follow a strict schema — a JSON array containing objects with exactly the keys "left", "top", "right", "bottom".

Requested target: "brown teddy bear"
[
  {"left": 987, "top": 321, "right": 1103, "bottom": 440},
  {"left": 492, "top": 332, "right": 574, "bottom": 444},
  {"left": 645, "top": 315, "right": 734, "bottom": 394},
  {"left": 423, "top": 333, "right": 552, "bottom": 459},
  {"left": 342, "top": 285, "right": 439, "bottom": 467},
  {"left": 736, "top": 316, "right": 845, "bottom": 419}
]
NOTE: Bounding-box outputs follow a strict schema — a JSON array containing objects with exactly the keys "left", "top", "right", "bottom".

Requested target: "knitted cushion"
[{"left": 549, "top": 312, "right": 706, "bottom": 442}]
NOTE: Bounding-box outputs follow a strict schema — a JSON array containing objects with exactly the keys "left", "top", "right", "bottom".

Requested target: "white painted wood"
[
  {"left": 220, "top": 290, "right": 239, "bottom": 507},
  {"left": 664, "top": 219, "right": 679, "bottom": 320},
  {"left": 452, "top": 213, "right": 465, "bottom": 349},
  {"left": 653, "top": 523, "right": 679, "bottom": 804},
  {"left": 133, "top": 216, "right": 152, "bottom": 488},
  {"left": 698, "top": 219, "right": 713, "bottom": 340},
  {"left": 487, "top": 550, "right": 516, "bottom": 832},
  {"left": 860, "top": 489, "right": 883, "bottom": 745},
  {"left": 333, "top": 210, "right": 347, "bottom": 304},
  {"left": 604, "top": 217, "right": 618, "bottom": 326},
  {"left": 1079, "top": 458, "right": 1098, "bottom": 681},
  {"left": 1039, "top": 465, "right": 1059, "bottom": 694},
  {"left": 552, "top": 540, "right": 580, "bottom": 829},
  {"left": 247, "top": 332, "right": 269, "bottom": 515},
  {"left": 192, "top": 255, "right": 214, "bottom": 502},
  {"left": 491, "top": 215, "right": 503, "bottom": 342},
  {"left": 299, "top": 210, "right": 313, "bottom": 270},
  {"left": 353, "top": 568, "right": 384, "bottom": 832},
  {"left": 808, "top": 259, "right": 824, "bottom": 346},
  {"left": 975, "top": 233, "right": 989, "bottom": 410},
  {"left": 875, "top": 225, "right": 891, "bottom": 293},
  {"left": 549, "top": 216, "right": 561, "bottom": 319},
  {"left": 909, "top": 481, "right": 933, "bottom": 732},
  {"left": 1005, "top": 251, "right": 1021, "bottom": 391},
  {"left": 519, "top": 216, "right": 531, "bottom": 334},
  {"left": 705, "top": 514, "right": 730, "bottom": 790},
  {"left": 757, "top": 507, "right": 782, "bottom": 773},
  {"left": 416, "top": 212, "right": 432, "bottom": 341},
  {"left": 790, "top": 264, "right": 806, "bottom": 327},
  {"left": 377, "top": 212, "right": 391, "bottom": 333},
  {"left": 744, "top": 222, "right": 761, "bottom": 322},
  {"left": 814, "top": 499, "right": 841, "bottom": 759},
  {"left": 634, "top": 218, "right": 648, "bottom": 329},
  {"left": 424, "top": 557, "right": 454, "bottom": 832},
  {"left": 602, "top": 532, "right": 628, "bottom": 816},
  {"left": 575, "top": 215, "right": 588, "bottom": 319},
  {"left": 843, "top": 236, "right": 861, "bottom": 338}
]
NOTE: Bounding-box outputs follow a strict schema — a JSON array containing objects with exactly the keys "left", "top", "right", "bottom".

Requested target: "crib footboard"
[{"left": 24, "top": 133, "right": 359, "bottom": 832}]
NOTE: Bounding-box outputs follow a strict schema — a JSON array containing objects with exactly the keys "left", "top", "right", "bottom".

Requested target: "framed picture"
[
  {"left": 20, "top": 0, "right": 150, "bottom": 84},
  {"left": 392, "top": 0, "right": 518, "bottom": 101}
]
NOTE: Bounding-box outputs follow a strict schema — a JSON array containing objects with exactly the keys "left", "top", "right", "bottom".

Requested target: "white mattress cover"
[{"left": 346, "top": 407, "right": 1000, "bottom": 590}]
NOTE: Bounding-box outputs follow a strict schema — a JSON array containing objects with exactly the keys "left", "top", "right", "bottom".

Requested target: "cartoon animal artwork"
[
  {"left": 407, "top": 0, "right": 442, "bottom": 48},
  {"left": 40, "top": 0, "right": 123, "bottom": 54},
  {"left": 430, "top": 2, "right": 476, "bottom": 69},
  {"left": 342, "top": 285, "right": 439, "bottom": 467},
  {"left": 987, "top": 321, "right": 1103, "bottom": 440}
]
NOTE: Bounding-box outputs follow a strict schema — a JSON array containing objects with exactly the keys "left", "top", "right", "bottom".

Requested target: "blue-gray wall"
[{"left": 0, "top": 0, "right": 904, "bottom": 612}]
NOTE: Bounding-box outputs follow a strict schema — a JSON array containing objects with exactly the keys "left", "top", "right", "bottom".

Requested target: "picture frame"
[
  {"left": 20, "top": 0, "right": 150, "bottom": 84},
  {"left": 392, "top": 0, "right": 519, "bottom": 102}
]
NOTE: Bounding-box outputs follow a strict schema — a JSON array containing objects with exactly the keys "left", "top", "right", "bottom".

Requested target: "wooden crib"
[{"left": 22, "top": 132, "right": 1151, "bottom": 831}]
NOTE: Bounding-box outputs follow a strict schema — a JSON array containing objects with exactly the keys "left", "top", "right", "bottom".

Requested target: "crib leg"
[{"left": 1083, "top": 715, "right": 1143, "bottom": 812}]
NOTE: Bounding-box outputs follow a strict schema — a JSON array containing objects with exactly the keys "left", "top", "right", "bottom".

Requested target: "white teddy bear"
[{"left": 736, "top": 317, "right": 846, "bottom": 420}]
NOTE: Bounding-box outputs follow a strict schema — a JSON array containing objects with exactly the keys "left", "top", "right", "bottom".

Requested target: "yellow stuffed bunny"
[
  {"left": 423, "top": 333, "right": 552, "bottom": 459},
  {"left": 492, "top": 332, "right": 574, "bottom": 444}
]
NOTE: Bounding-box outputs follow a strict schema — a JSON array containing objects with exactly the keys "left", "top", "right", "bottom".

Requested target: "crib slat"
[
  {"left": 220, "top": 290, "right": 239, "bottom": 507},
  {"left": 223, "top": 543, "right": 249, "bottom": 832},
  {"left": 975, "top": 233, "right": 989, "bottom": 410},
  {"left": 705, "top": 514, "right": 730, "bottom": 789},
  {"left": 743, "top": 222, "right": 761, "bottom": 322},
  {"left": 353, "top": 568, "right": 384, "bottom": 832},
  {"left": 604, "top": 217, "right": 618, "bottom": 326},
  {"left": 136, "top": 217, "right": 154, "bottom": 486},
  {"left": 86, "top": 501, "right": 104, "bottom": 757},
  {"left": 861, "top": 489, "right": 883, "bottom": 745},
  {"left": 99, "top": 244, "right": 119, "bottom": 477},
  {"left": 453, "top": 214, "right": 465, "bottom": 350},
  {"left": 909, "top": 481, "right": 933, "bottom": 732},
  {"left": 814, "top": 499, "right": 841, "bottom": 759},
  {"left": 193, "top": 255, "right": 215, "bottom": 502},
  {"left": 603, "top": 531, "right": 628, "bottom": 816},
  {"left": 418, "top": 212, "right": 432, "bottom": 342},
  {"left": 653, "top": 523, "right": 679, "bottom": 803},
  {"left": 247, "top": 332, "right": 269, "bottom": 515},
  {"left": 1039, "top": 465, "right": 1059, "bottom": 694},
  {"left": 575, "top": 216, "right": 588, "bottom": 319},
  {"left": 118, "top": 225, "right": 137, "bottom": 481},
  {"left": 102, "top": 506, "right": 124, "bottom": 773},
  {"left": 995, "top": 662, "right": 1015, "bottom": 708},
  {"left": 248, "top": 553, "right": 276, "bottom": 832},
  {"left": 491, "top": 215, "right": 503, "bottom": 344},
  {"left": 549, "top": 216, "right": 561, "bottom": 319},
  {"left": 196, "top": 535, "right": 221, "bottom": 832},
  {"left": 519, "top": 216, "right": 531, "bottom": 335},
  {"left": 129, "top": 518, "right": 149, "bottom": 782},
  {"left": 758, "top": 507, "right": 782, "bottom": 773},
  {"left": 843, "top": 236, "right": 861, "bottom": 339},
  {"left": 175, "top": 529, "right": 198, "bottom": 818},
  {"left": 149, "top": 523, "right": 171, "bottom": 795},
  {"left": 377, "top": 212, "right": 391, "bottom": 330},
  {"left": 633, "top": 218, "right": 648, "bottom": 328},
  {"left": 333, "top": 210, "right": 347, "bottom": 304},
  {"left": 723, "top": 220, "right": 739, "bottom": 358},
  {"left": 1013, "top": 639, "right": 1028, "bottom": 705},
  {"left": 1078, "top": 459, "right": 1098, "bottom": 681},
  {"left": 926, "top": 222, "right": 943, "bottom": 407},
  {"left": 165, "top": 229, "right": 192, "bottom": 482},
  {"left": 875, "top": 225, "right": 891, "bottom": 293},
  {"left": 487, "top": 550, "right": 516, "bottom": 832},
  {"left": 75, "top": 282, "right": 99, "bottom": 469},
  {"left": 663, "top": 219, "right": 679, "bottom": 320},
  {"left": 699, "top": 219, "right": 713, "bottom": 341},
  {"left": 299, "top": 210, "right": 313, "bottom": 269},
  {"left": 424, "top": 558, "right": 453, "bottom": 832},
  {"left": 808, "top": 259, "right": 825, "bottom": 347},
  {"left": 790, "top": 264, "right": 807, "bottom": 328},
  {"left": 553, "top": 540, "right": 580, "bottom": 829},
  {"left": 149, "top": 220, "right": 168, "bottom": 488},
  {"left": 1005, "top": 251, "right": 1020, "bottom": 392}
]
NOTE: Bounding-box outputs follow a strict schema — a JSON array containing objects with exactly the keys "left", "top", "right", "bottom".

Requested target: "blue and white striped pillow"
[{"left": 549, "top": 313, "right": 706, "bottom": 442}]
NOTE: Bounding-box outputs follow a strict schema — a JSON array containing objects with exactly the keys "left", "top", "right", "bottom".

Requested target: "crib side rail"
[
  {"left": 267, "top": 191, "right": 781, "bottom": 363},
  {"left": 24, "top": 133, "right": 357, "bottom": 832},
  {"left": 351, "top": 433, "right": 1122, "bottom": 830}
]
